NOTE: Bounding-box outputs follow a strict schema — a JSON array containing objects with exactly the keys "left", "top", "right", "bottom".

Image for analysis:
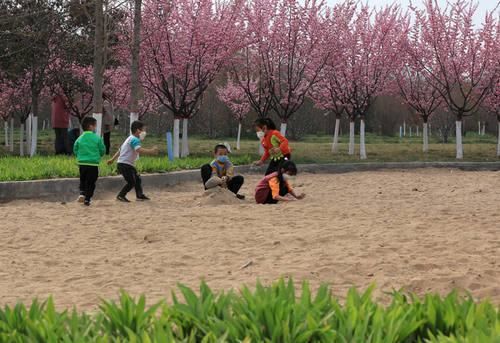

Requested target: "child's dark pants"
[
  {"left": 79, "top": 165, "right": 98, "bottom": 201},
  {"left": 117, "top": 163, "right": 144, "bottom": 198},
  {"left": 200, "top": 164, "right": 244, "bottom": 195}
]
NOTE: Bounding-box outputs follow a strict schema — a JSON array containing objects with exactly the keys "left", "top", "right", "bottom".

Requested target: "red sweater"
[
  {"left": 259, "top": 130, "right": 291, "bottom": 162},
  {"left": 51, "top": 95, "right": 69, "bottom": 129}
]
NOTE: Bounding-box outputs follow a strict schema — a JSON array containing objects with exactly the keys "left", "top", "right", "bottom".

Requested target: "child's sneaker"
[
  {"left": 236, "top": 194, "right": 245, "bottom": 200},
  {"left": 136, "top": 195, "right": 150, "bottom": 201},
  {"left": 117, "top": 195, "right": 130, "bottom": 203},
  {"left": 77, "top": 195, "right": 85, "bottom": 203},
  {"left": 84, "top": 199, "right": 91, "bottom": 206}
]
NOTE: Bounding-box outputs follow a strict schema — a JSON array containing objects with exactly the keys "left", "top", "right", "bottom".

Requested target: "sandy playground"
[{"left": 0, "top": 169, "right": 499, "bottom": 310}]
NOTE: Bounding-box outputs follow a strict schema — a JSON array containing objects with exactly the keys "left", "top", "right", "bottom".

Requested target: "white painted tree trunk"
[
  {"left": 236, "top": 122, "right": 242, "bottom": 150},
  {"left": 359, "top": 119, "right": 367, "bottom": 160},
  {"left": 332, "top": 118, "right": 340, "bottom": 153},
  {"left": 280, "top": 122, "right": 287, "bottom": 136},
  {"left": 26, "top": 113, "right": 32, "bottom": 154},
  {"left": 93, "top": 112, "right": 103, "bottom": 136},
  {"left": 173, "top": 118, "right": 180, "bottom": 158},
  {"left": 403, "top": 121, "right": 406, "bottom": 136},
  {"left": 42, "top": 120, "right": 46, "bottom": 131},
  {"left": 455, "top": 121, "right": 463, "bottom": 159},
  {"left": 497, "top": 120, "right": 500, "bottom": 157},
  {"left": 429, "top": 123, "right": 432, "bottom": 136},
  {"left": 20, "top": 123, "right": 24, "bottom": 156},
  {"left": 423, "top": 122, "right": 429, "bottom": 153},
  {"left": 30, "top": 116, "right": 38, "bottom": 156},
  {"left": 181, "top": 118, "right": 189, "bottom": 157},
  {"left": 348, "top": 120, "right": 355, "bottom": 155},
  {"left": 9, "top": 118, "right": 14, "bottom": 152},
  {"left": 399, "top": 126, "right": 402, "bottom": 138},
  {"left": 4, "top": 121, "right": 8, "bottom": 147},
  {"left": 478, "top": 121, "right": 481, "bottom": 135},
  {"left": 130, "top": 112, "right": 139, "bottom": 131}
]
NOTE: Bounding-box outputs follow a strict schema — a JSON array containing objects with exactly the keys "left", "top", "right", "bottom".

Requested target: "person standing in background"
[
  {"left": 102, "top": 107, "right": 113, "bottom": 155},
  {"left": 51, "top": 95, "right": 71, "bottom": 155}
]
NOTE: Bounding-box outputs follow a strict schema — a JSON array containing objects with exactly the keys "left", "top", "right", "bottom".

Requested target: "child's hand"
[
  {"left": 296, "top": 193, "right": 306, "bottom": 200},
  {"left": 151, "top": 146, "right": 159, "bottom": 154},
  {"left": 253, "top": 160, "right": 264, "bottom": 166}
]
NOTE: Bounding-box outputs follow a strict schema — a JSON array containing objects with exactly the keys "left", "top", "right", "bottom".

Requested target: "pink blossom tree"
[
  {"left": 232, "top": 0, "right": 328, "bottom": 137},
  {"left": 217, "top": 76, "right": 251, "bottom": 150},
  {"left": 309, "top": 1, "right": 356, "bottom": 153},
  {"left": 0, "top": 75, "right": 32, "bottom": 155},
  {"left": 407, "top": 0, "right": 499, "bottom": 159},
  {"left": 141, "top": 0, "right": 244, "bottom": 158},
  {"left": 396, "top": 62, "right": 444, "bottom": 152},
  {"left": 317, "top": 3, "right": 408, "bottom": 158},
  {"left": 48, "top": 60, "right": 94, "bottom": 124},
  {"left": 483, "top": 79, "right": 499, "bottom": 156}
]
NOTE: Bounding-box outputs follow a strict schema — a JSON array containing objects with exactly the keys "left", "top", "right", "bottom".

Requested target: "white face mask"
[
  {"left": 256, "top": 131, "right": 265, "bottom": 139},
  {"left": 139, "top": 131, "right": 147, "bottom": 141}
]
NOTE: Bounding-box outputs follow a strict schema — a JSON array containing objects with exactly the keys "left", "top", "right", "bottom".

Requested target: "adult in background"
[
  {"left": 102, "top": 107, "right": 113, "bottom": 155},
  {"left": 51, "top": 95, "right": 70, "bottom": 155}
]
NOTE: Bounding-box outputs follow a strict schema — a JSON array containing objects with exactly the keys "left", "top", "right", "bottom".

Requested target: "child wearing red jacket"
[{"left": 253, "top": 118, "right": 291, "bottom": 175}]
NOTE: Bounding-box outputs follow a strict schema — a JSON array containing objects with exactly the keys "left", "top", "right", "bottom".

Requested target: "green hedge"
[
  {"left": 0, "top": 279, "right": 498, "bottom": 342},
  {"left": 0, "top": 155, "right": 254, "bottom": 182}
]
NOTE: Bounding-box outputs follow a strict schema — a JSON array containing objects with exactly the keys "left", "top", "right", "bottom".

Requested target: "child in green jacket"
[{"left": 73, "top": 116, "right": 106, "bottom": 206}]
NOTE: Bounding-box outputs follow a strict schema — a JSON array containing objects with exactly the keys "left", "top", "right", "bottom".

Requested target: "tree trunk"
[
  {"left": 4, "top": 121, "right": 8, "bottom": 147},
  {"left": 181, "top": 118, "right": 189, "bottom": 157},
  {"left": 423, "top": 122, "right": 429, "bottom": 153},
  {"left": 9, "top": 117, "right": 14, "bottom": 152},
  {"left": 482, "top": 122, "right": 486, "bottom": 136},
  {"left": 409, "top": 126, "right": 412, "bottom": 137},
  {"left": 478, "top": 121, "right": 481, "bottom": 135},
  {"left": 403, "top": 120, "right": 406, "bottom": 136},
  {"left": 173, "top": 118, "right": 180, "bottom": 158},
  {"left": 359, "top": 118, "right": 367, "bottom": 160},
  {"left": 30, "top": 115, "right": 38, "bottom": 157},
  {"left": 236, "top": 121, "right": 242, "bottom": 150},
  {"left": 332, "top": 116, "right": 340, "bottom": 153},
  {"left": 348, "top": 119, "right": 355, "bottom": 155},
  {"left": 130, "top": 0, "right": 142, "bottom": 124},
  {"left": 92, "top": 0, "right": 104, "bottom": 136},
  {"left": 455, "top": 120, "right": 463, "bottom": 159},
  {"left": 20, "top": 123, "right": 24, "bottom": 156},
  {"left": 416, "top": 126, "right": 419, "bottom": 137},
  {"left": 26, "top": 113, "right": 32, "bottom": 154},
  {"left": 280, "top": 122, "right": 287, "bottom": 136}
]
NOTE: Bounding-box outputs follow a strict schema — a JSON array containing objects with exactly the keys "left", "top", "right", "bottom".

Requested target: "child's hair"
[
  {"left": 214, "top": 144, "right": 229, "bottom": 154},
  {"left": 254, "top": 117, "right": 277, "bottom": 130},
  {"left": 131, "top": 121, "right": 144, "bottom": 134},
  {"left": 82, "top": 116, "right": 97, "bottom": 131},
  {"left": 279, "top": 160, "right": 297, "bottom": 176}
]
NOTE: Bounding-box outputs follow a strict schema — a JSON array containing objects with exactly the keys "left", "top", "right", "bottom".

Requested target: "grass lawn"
[{"left": 0, "top": 130, "right": 498, "bottom": 181}]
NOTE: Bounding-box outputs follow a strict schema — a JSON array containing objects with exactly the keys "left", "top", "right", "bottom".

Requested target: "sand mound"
[{"left": 197, "top": 187, "right": 243, "bottom": 206}]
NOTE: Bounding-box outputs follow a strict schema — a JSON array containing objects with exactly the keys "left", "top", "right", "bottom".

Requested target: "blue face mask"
[{"left": 217, "top": 155, "right": 228, "bottom": 163}]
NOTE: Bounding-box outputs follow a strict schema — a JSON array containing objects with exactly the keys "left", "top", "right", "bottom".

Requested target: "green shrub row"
[
  {"left": 0, "top": 279, "right": 498, "bottom": 342},
  {"left": 0, "top": 155, "right": 254, "bottom": 182}
]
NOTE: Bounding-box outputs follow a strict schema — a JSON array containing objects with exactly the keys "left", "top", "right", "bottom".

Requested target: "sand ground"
[{"left": 0, "top": 169, "right": 499, "bottom": 310}]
